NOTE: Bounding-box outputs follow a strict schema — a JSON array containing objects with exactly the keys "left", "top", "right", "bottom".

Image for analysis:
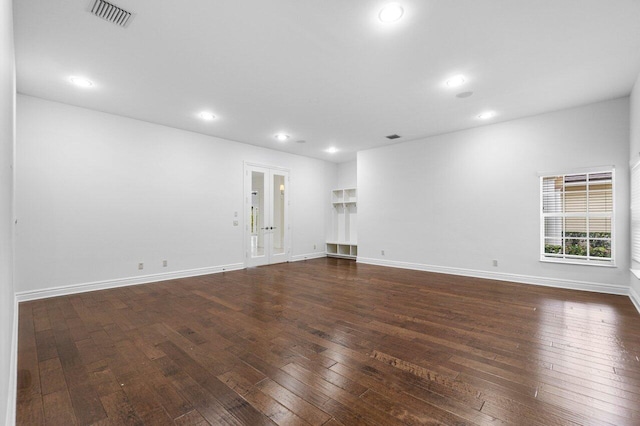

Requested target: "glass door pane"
[
  {"left": 272, "top": 174, "right": 285, "bottom": 255},
  {"left": 251, "top": 171, "right": 265, "bottom": 259}
]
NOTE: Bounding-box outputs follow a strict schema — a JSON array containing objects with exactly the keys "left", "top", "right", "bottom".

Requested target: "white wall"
[
  {"left": 324, "top": 162, "right": 339, "bottom": 248},
  {"left": 0, "top": 0, "right": 15, "bottom": 423},
  {"left": 16, "top": 95, "right": 332, "bottom": 296},
  {"left": 630, "top": 73, "right": 640, "bottom": 309},
  {"left": 337, "top": 160, "right": 357, "bottom": 188},
  {"left": 358, "top": 98, "right": 631, "bottom": 294}
]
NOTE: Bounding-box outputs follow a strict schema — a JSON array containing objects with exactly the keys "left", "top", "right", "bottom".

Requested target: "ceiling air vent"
[
  {"left": 90, "top": 0, "right": 133, "bottom": 27},
  {"left": 386, "top": 134, "right": 401, "bottom": 140}
]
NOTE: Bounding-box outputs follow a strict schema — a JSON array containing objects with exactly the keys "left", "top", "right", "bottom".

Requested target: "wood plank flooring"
[{"left": 16, "top": 258, "right": 640, "bottom": 425}]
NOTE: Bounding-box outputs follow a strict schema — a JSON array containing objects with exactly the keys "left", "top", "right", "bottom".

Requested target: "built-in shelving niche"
[{"left": 327, "top": 188, "right": 357, "bottom": 259}]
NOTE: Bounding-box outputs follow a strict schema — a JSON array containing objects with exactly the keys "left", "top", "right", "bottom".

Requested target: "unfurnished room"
[{"left": 2, "top": 1, "right": 640, "bottom": 425}]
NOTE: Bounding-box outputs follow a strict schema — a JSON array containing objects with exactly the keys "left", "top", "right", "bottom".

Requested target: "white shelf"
[
  {"left": 331, "top": 188, "right": 357, "bottom": 204},
  {"left": 327, "top": 188, "right": 357, "bottom": 260},
  {"left": 326, "top": 242, "right": 358, "bottom": 259}
]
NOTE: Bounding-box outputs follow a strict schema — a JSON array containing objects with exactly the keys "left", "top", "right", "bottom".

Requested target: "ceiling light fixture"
[
  {"left": 275, "top": 133, "right": 290, "bottom": 142},
  {"left": 446, "top": 75, "right": 466, "bottom": 88},
  {"left": 379, "top": 3, "right": 404, "bottom": 23},
  {"left": 198, "top": 111, "right": 216, "bottom": 121},
  {"left": 477, "top": 111, "right": 496, "bottom": 120},
  {"left": 325, "top": 147, "right": 338, "bottom": 154},
  {"left": 69, "top": 76, "right": 94, "bottom": 88}
]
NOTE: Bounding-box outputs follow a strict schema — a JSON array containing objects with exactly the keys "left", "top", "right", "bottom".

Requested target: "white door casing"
[{"left": 245, "top": 163, "right": 290, "bottom": 267}]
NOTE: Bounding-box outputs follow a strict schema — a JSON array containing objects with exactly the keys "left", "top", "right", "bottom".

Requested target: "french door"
[{"left": 245, "top": 164, "right": 290, "bottom": 267}]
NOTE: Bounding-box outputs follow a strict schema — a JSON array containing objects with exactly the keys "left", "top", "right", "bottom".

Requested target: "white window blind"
[
  {"left": 632, "top": 162, "right": 640, "bottom": 262},
  {"left": 540, "top": 169, "right": 614, "bottom": 265}
]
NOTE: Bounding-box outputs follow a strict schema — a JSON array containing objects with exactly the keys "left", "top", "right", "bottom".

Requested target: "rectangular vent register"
[{"left": 90, "top": 0, "right": 133, "bottom": 27}]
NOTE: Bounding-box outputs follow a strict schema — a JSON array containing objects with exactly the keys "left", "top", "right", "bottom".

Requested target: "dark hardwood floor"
[{"left": 16, "top": 257, "right": 640, "bottom": 425}]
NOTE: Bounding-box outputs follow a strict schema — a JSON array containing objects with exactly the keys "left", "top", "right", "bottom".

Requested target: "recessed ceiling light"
[
  {"left": 446, "top": 75, "right": 466, "bottom": 88},
  {"left": 379, "top": 3, "right": 404, "bottom": 23},
  {"left": 325, "top": 147, "right": 338, "bottom": 154},
  {"left": 69, "top": 76, "right": 93, "bottom": 88},
  {"left": 477, "top": 111, "right": 497, "bottom": 120},
  {"left": 275, "top": 133, "right": 290, "bottom": 142},
  {"left": 198, "top": 111, "right": 216, "bottom": 121}
]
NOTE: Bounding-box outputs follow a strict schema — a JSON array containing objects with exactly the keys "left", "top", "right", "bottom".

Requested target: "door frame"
[{"left": 244, "top": 162, "right": 291, "bottom": 267}]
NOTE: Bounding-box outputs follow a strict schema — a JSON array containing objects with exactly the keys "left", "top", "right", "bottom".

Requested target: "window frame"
[{"left": 539, "top": 167, "right": 615, "bottom": 267}]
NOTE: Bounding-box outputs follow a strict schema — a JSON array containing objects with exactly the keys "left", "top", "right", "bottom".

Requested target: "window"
[
  {"left": 540, "top": 169, "right": 614, "bottom": 265},
  {"left": 632, "top": 162, "right": 640, "bottom": 262}
]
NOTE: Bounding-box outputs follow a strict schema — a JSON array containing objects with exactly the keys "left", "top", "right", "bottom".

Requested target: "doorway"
[{"left": 245, "top": 163, "right": 290, "bottom": 267}]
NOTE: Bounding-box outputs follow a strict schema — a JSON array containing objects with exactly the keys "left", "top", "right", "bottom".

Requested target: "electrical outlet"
[
  {"left": 493, "top": 259, "right": 498, "bottom": 267},
  {"left": 313, "top": 244, "right": 316, "bottom": 250},
  {"left": 234, "top": 211, "right": 238, "bottom": 217},
  {"left": 138, "top": 262, "right": 144, "bottom": 270},
  {"left": 381, "top": 250, "right": 385, "bottom": 256},
  {"left": 163, "top": 260, "right": 168, "bottom": 267}
]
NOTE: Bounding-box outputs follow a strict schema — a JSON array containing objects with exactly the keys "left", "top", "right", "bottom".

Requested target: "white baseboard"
[
  {"left": 290, "top": 252, "right": 327, "bottom": 262},
  {"left": 630, "top": 286, "right": 640, "bottom": 315},
  {"left": 15, "top": 263, "right": 245, "bottom": 302},
  {"left": 357, "top": 257, "right": 629, "bottom": 295},
  {"left": 5, "top": 297, "right": 17, "bottom": 426}
]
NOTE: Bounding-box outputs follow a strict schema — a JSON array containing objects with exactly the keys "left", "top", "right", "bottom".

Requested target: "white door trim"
[{"left": 243, "top": 162, "right": 291, "bottom": 267}]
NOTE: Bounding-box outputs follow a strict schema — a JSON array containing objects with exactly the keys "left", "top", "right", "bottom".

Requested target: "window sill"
[{"left": 540, "top": 258, "right": 616, "bottom": 268}]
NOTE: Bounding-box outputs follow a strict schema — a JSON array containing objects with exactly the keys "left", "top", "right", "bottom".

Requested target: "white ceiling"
[{"left": 14, "top": 0, "right": 640, "bottom": 163}]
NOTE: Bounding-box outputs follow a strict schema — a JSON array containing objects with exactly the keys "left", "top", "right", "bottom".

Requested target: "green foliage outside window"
[{"left": 544, "top": 232, "right": 611, "bottom": 258}]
